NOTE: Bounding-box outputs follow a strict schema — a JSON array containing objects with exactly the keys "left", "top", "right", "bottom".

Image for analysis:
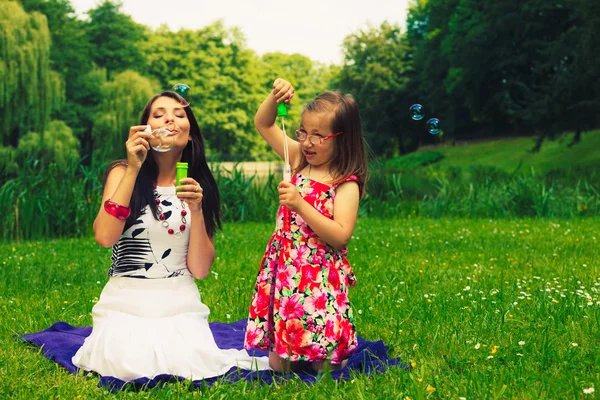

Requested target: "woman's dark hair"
[{"left": 104, "top": 91, "right": 221, "bottom": 236}]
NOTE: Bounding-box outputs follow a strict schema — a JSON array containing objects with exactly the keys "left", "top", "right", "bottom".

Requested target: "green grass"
[
  {"left": 1, "top": 217, "right": 599, "bottom": 399},
  {"left": 381, "top": 130, "right": 600, "bottom": 174}
]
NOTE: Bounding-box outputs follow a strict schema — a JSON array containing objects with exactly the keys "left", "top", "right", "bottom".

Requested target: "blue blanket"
[{"left": 20, "top": 319, "right": 409, "bottom": 391}]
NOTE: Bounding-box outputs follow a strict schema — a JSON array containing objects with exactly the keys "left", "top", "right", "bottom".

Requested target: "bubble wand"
[
  {"left": 277, "top": 100, "right": 295, "bottom": 365},
  {"left": 277, "top": 102, "right": 291, "bottom": 234}
]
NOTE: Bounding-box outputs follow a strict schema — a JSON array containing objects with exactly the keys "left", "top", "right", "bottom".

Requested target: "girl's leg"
[
  {"left": 269, "top": 351, "right": 290, "bottom": 373},
  {"left": 311, "top": 358, "right": 348, "bottom": 372}
]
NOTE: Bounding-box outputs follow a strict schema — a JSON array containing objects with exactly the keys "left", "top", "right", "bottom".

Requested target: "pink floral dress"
[{"left": 244, "top": 173, "right": 359, "bottom": 364}]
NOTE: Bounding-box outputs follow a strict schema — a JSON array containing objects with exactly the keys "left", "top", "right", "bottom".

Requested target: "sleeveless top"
[{"left": 108, "top": 186, "right": 192, "bottom": 279}]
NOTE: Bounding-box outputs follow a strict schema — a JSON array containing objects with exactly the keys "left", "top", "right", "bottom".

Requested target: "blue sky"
[{"left": 69, "top": 0, "right": 410, "bottom": 64}]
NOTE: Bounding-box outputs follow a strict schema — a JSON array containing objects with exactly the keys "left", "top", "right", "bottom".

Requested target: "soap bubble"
[
  {"left": 172, "top": 83, "right": 190, "bottom": 106},
  {"left": 409, "top": 104, "right": 424, "bottom": 121},
  {"left": 426, "top": 118, "right": 441, "bottom": 135},
  {"left": 147, "top": 128, "right": 175, "bottom": 152}
]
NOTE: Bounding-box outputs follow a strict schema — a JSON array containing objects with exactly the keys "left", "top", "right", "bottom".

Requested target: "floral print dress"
[{"left": 244, "top": 173, "right": 359, "bottom": 364}]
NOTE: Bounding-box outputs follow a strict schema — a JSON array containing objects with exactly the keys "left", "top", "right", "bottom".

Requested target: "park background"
[{"left": 1, "top": 0, "right": 599, "bottom": 398}]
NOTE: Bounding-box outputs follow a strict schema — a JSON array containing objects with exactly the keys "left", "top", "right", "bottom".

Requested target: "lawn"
[
  {"left": 1, "top": 217, "right": 599, "bottom": 399},
  {"left": 379, "top": 130, "right": 600, "bottom": 174}
]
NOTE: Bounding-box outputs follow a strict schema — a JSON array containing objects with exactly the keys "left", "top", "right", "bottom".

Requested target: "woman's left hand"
[
  {"left": 177, "top": 177, "right": 203, "bottom": 212},
  {"left": 278, "top": 181, "right": 302, "bottom": 211}
]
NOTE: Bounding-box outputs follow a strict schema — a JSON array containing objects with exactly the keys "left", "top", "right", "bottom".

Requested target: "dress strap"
[{"left": 333, "top": 175, "right": 360, "bottom": 188}]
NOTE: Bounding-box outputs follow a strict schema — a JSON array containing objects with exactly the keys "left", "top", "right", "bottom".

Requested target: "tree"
[
  {"left": 85, "top": 0, "right": 147, "bottom": 78},
  {"left": 0, "top": 0, "right": 63, "bottom": 146},
  {"left": 92, "top": 70, "right": 157, "bottom": 162},
  {"left": 16, "top": 120, "right": 80, "bottom": 169},
  {"left": 338, "top": 22, "right": 416, "bottom": 156},
  {"left": 537, "top": 0, "right": 600, "bottom": 147},
  {"left": 142, "top": 21, "right": 265, "bottom": 160},
  {"left": 20, "top": 0, "right": 101, "bottom": 160}
]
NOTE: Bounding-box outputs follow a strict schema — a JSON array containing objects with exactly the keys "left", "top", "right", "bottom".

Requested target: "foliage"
[
  {"left": 92, "top": 70, "right": 157, "bottom": 162},
  {"left": 20, "top": 0, "right": 105, "bottom": 161},
  {"left": 337, "top": 22, "right": 419, "bottom": 156},
  {"left": 85, "top": 0, "right": 147, "bottom": 78},
  {"left": 0, "top": 0, "right": 63, "bottom": 146},
  {"left": 15, "top": 120, "right": 80, "bottom": 170}
]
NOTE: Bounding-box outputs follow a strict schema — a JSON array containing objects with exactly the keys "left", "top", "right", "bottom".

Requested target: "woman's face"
[{"left": 147, "top": 96, "right": 191, "bottom": 149}]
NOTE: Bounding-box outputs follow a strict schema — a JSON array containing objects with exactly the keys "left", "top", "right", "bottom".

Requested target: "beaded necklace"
[{"left": 153, "top": 184, "right": 187, "bottom": 238}]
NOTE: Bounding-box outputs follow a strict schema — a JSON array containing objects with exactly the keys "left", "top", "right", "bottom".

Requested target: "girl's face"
[
  {"left": 298, "top": 111, "right": 338, "bottom": 168},
  {"left": 148, "top": 96, "right": 191, "bottom": 149}
]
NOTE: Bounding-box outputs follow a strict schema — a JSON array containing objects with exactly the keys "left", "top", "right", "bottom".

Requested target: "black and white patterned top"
[{"left": 108, "top": 186, "right": 192, "bottom": 279}]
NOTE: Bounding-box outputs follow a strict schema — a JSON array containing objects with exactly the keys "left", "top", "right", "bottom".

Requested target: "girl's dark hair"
[
  {"left": 294, "top": 91, "right": 368, "bottom": 197},
  {"left": 104, "top": 91, "right": 221, "bottom": 236}
]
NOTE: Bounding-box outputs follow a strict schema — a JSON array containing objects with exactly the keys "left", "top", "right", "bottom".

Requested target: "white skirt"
[{"left": 72, "top": 276, "right": 270, "bottom": 381}]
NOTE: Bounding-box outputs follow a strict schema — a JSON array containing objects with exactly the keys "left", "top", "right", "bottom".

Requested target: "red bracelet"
[{"left": 104, "top": 199, "right": 131, "bottom": 220}]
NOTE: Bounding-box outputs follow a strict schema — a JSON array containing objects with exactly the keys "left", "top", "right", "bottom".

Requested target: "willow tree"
[
  {"left": 0, "top": 0, "right": 63, "bottom": 146},
  {"left": 92, "top": 70, "right": 157, "bottom": 162}
]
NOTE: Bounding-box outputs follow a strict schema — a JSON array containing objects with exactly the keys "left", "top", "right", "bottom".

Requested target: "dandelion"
[
  {"left": 491, "top": 345, "right": 499, "bottom": 354},
  {"left": 411, "top": 361, "right": 417, "bottom": 368},
  {"left": 417, "top": 378, "right": 423, "bottom": 383},
  {"left": 426, "top": 385, "right": 436, "bottom": 393}
]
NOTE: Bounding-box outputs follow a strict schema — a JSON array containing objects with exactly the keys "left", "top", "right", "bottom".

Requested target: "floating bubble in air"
[
  {"left": 427, "top": 118, "right": 440, "bottom": 135},
  {"left": 172, "top": 83, "right": 190, "bottom": 106},
  {"left": 409, "top": 104, "right": 424, "bottom": 121}
]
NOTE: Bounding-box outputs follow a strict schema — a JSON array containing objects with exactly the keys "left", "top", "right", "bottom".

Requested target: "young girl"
[
  {"left": 244, "top": 78, "right": 368, "bottom": 372},
  {"left": 72, "top": 90, "right": 269, "bottom": 381}
]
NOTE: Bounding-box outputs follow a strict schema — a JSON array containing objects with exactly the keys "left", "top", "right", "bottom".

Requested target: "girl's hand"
[
  {"left": 126, "top": 125, "right": 152, "bottom": 170},
  {"left": 272, "top": 78, "right": 295, "bottom": 104},
  {"left": 177, "top": 177, "right": 203, "bottom": 212},
  {"left": 278, "top": 181, "right": 302, "bottom": 211}
]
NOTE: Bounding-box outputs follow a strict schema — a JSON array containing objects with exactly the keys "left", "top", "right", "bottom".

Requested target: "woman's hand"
[
  {"left": 272, "top": 78, "right": 295, "bottom": 104},
  {"left": 177, "top": 177, "right": 203, "bottom": 212},
  {"left": 126, "top": 125, "right": 152, "bottom": 170},
  {"left": 278, "top": 181, "right": 302, "bottom": 211}
]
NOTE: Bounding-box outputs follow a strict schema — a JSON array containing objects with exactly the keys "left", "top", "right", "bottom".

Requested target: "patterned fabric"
[
  {"left": 244, "top": 173, "right": 359, "bottom": 364},
  {"left": 108, "top": 186, "right": 192, "bottom": 279}
]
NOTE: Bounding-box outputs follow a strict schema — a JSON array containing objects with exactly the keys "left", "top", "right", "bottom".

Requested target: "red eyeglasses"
[{"left": 295, "top": 129, "right": 343, "bottom": 145}]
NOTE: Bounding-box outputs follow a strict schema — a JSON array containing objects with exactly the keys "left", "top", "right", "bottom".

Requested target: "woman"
[{"left": 72, "top": 90, "right": 269, "bottom": 381}]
